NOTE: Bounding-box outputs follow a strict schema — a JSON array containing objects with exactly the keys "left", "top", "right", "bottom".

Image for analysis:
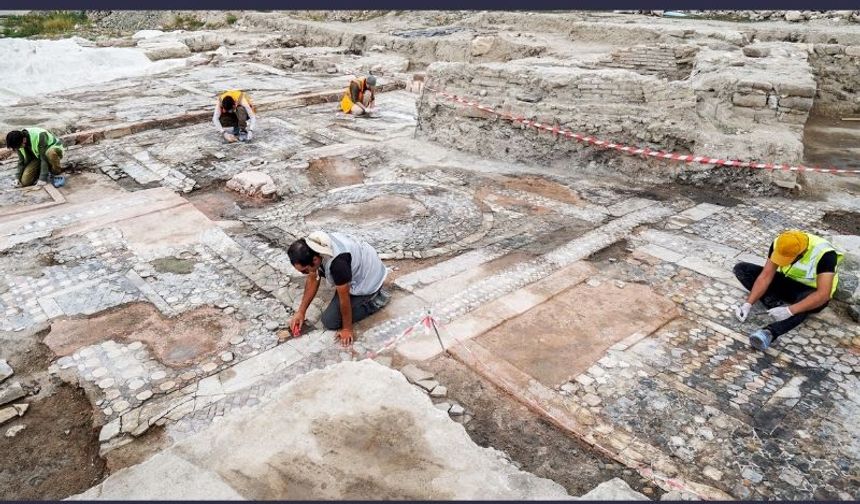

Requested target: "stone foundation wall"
[
  {"left": 418, "top": 62, "right": 698, "bottom": 176},
  {"left": 418, "top": 41, "right": 819, "bottom": 191},
  {"left": 596, "top": 44, "right": 699, "bottom": 81},
  {"left": 243, "top": 14, "right": 545, "bottom": 68},
  {"left": 808, "top": 44, "right": 860, "bottom": 117}
]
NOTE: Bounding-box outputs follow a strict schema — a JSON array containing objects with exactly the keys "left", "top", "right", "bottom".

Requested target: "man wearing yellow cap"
[{"left": 733, "top": 230, "right": 843, "bottom": 350}]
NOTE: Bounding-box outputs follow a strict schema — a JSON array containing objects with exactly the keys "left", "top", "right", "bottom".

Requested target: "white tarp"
[{"left": 0, "top": 37, "right": 186, "bottom": 105}]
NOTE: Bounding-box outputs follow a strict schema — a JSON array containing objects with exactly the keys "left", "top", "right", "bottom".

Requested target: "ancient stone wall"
[
  {"left": 418, "top": 41, "right": 820, "bottom": 191},
  {"left": 418, "top": 62, "right": 697, "bottom": 178},
  {"left": 808, "top": 44, "right": 860, "bottom": 117},
  {"left": 596, "top": 44, "right": 698, "bottom": 81}
]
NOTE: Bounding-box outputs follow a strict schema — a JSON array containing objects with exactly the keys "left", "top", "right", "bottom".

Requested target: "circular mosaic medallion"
[{"left": 259, "top": 182, "right": 493, "bottom": 259}]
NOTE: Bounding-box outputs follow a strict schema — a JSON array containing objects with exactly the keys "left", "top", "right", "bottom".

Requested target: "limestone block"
[
  {"left": 844, "top": 46, "right": 860, "bottom": 57},
  {"left": 743, "top": 46, "right": 771, "bottom": 58},
  {"left": 181, "top": 32, "right": 223, "bottom": 52},
  {"left": 225, "top": 171, "right": 276, "bottom": 198},
  {"left": 139, "top": 40, "right": 191, "bottom": 61},
  {"left": 471, "top": 36, "right": 495, "bottom": 57},
  {"left": 784, "top": 10, "right": 804, "bottom": 22},
  {"left": 732, "top": 92, "right": 766, "bottom": 108},
  {"left": 0, "top": 382, "right": 26, "bottom": 406},
  {"left": 779, "top": 96, "right": 813, "bottom": 111},
  {"left": 776, "top": 82, "right": 816, "bottom": 98}
]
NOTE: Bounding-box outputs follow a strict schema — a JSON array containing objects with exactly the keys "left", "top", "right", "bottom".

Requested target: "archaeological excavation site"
[{"left": 1, "top": 9, "right": 859, "bottom": 500}]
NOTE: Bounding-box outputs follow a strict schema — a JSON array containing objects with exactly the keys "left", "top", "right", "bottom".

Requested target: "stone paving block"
[{"left": 636, "top": 244, "right": 684, "bottom": 264}]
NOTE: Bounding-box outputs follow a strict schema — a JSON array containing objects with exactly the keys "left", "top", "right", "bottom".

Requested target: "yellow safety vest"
[
  {"left": 775, "top": 232, "right": 843, "bottom": 297},
  {"left": 219, "top": 90, "right": 256, "bottom": 114},
  {"left": 340, "top": 79, "right": 370, "bottom": 113}
]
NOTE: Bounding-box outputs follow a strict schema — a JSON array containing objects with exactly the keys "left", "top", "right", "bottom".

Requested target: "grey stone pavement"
[{"left": 1, "top": 34, "right": 859, "bottom": 501}]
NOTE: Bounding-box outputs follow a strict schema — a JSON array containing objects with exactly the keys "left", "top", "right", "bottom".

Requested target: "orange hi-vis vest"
[{"left": 340, "top": 78, "right": 370, "bottom": 113}]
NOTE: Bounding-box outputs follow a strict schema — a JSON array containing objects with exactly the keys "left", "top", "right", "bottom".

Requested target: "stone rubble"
[{"left": 0, "top": 360, "right": 12, "bottom": 384}]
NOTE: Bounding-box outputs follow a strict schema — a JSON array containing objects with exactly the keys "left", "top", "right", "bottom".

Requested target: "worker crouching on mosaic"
[
  {"left": 340, "top": 74, "right": 377, "bottom": 116},
  {"left": 6, "top": 128, "right": 64, "bottom": 187},
  {"left": 733, "top": 230, "right": 843, "bottom": 351},
  {"left": 212, "top": 90, "right": 256, "bottom": 143},
  {"left": 288, "top": 231, "right": 391, "bottom": 346}
]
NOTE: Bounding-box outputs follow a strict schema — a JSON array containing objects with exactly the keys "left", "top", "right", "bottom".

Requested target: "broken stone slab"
[
  {"left": 226, "top": 171, "right": 277, "bottom": 198},
  {"left": 0, "top": 382, "right": 26, "bottom": 406},
  {"left": 430, "top": 385, "right": 447, "bottom": 398},
  {"left": 0, "top": 403, "right": 28, "bottom": 425},
  {"left": 434, "top": 401, "right": 451, "bottom": 412},
  {"left": 181, "top": 32, "right": 223, "bottom": 52},
  {"left": 0, "top": 360, "right": 12, "bottom": 384},
  {"left": 99, "top": 418, "right": 121, "bottom": 442},
  {"left": 581, "top": 478, "right": 649, "bottom": 500},
  {"left": 400, "top": 364, "right": 433, "bottom": 384},
  {"left": 5, "top": 424, "right": 26, "bottom": 438},
  {"left": 139, "top": 40, "right": 192, "bottom": 61},
  {"left": 449, "top": 403, "right": 465, "bottom": 416},
  {"left": 416, "top": 379, "right": 439, "bottom": 392}
]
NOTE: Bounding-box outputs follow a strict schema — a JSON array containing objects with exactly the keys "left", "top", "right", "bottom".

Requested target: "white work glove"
[
  {"left": 245, "top": 130, "right": 253, "bottom": 141},
  {"left": 35, "top": 180, "right": 47, "bottom": 187},
  {"left": 768, "top": 306, "right": 793, "bottom": 322},
  {"left": 735, "top": 302, "right": 752, "bottom": 322}
]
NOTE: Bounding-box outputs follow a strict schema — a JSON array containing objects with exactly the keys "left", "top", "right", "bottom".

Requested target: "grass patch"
[
  {"left": 166, "top": 13, "right": 205, "bottom": 31},
  {"left": 1, "top": 11, "right": 87, "bottom": 38},
  {"left": 226, "top": 13, "right": 238, "bottom": 25}
]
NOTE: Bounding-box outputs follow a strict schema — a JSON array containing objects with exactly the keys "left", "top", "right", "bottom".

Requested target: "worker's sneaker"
[{"left": 749, "top": 329, "right": 773, "bottom": 351}]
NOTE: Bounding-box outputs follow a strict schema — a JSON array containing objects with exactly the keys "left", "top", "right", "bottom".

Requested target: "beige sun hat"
[{"left": 306, "top": 231, "right": 333, "bottom": 256}]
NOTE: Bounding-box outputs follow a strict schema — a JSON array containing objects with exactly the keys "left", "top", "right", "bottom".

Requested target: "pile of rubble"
[{"left": 0, "top": 360, "right": 28, "bottom": 438}]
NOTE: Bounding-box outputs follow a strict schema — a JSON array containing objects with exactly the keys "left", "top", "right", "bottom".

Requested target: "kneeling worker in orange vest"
[
  {"left": 212, "top": 90, "right": 257, "bottom": 143},
  {"left": 340, "top": 75, "right": 376, "bottom": 116},
  {"left": 733, "top": 230, "right": 843, "bottom": 351}
]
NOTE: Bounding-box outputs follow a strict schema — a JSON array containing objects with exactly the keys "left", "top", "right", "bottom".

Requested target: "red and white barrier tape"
[{"left": 428, "top": 88, "right": 860, "bottom": 176}]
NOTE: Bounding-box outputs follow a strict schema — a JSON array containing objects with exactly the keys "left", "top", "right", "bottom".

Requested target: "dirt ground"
[
  {"left": 0, "top": 326, "right": 106, "bottom": 500},
  {"left": 421, "top": 354, "right": 663, "bottom": 499},
  {"left": 822, "top": 210, "right": 860, "bottom": 235}
]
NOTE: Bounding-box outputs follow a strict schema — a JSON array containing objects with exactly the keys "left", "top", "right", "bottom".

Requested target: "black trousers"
[
  {"left": 733, "top": 262, "right": 828, "bottom": 340},
  {"left": 320, "top": 289, "right": 388, "bottom": 330},
  {"left": 219, "top": 106, "right": 249, "bottom": 133}
]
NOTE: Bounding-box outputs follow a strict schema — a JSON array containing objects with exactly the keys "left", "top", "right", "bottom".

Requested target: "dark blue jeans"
[
  {"left": 320, "top": 289, "right": 390, "bottom": 330},
  {"left": 733, "top": 262, "right": 828, "bottom": 340}
]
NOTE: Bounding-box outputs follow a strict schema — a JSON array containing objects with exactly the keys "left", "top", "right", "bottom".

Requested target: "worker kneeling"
[
  {"left": 6, "top": 128, "right": 64, "bottom": 187},
  {"left": 213, "top": 90, "right": 256, "bottom": 143},
  {"left": 340, "top": 75, "right": 377, "bottom": 116},
  {"left": 733, "top": 230, "right": 843, "bottom": 351},
  {"left": 288, "top": 231, "right": 390, "bottom": 346}
]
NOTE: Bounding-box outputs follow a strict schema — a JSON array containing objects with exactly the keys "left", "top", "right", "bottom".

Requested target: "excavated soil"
[
  {"left": 308, "top": 156, "right": 365, "bottom": 187},
  {"left": 822, "top": 211, "right": 860, "bottom": 235},
  {"left": 187, "top": 183, "right": 274, "bottom": 221},
  {"left": 0, "top": 326, "right": 106, "bottom": 500},
  {"left": 45, "top": 303, "right": 246, "bottom": 367},
  {"left": 421, "top": 355, "right": 663, "bottom": 499},
  {"left": 0, "top": 385, "right": 107, "bottom": 500},
  {"left": 500, "top": 175, "right": 585, "bottom": 206}
]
